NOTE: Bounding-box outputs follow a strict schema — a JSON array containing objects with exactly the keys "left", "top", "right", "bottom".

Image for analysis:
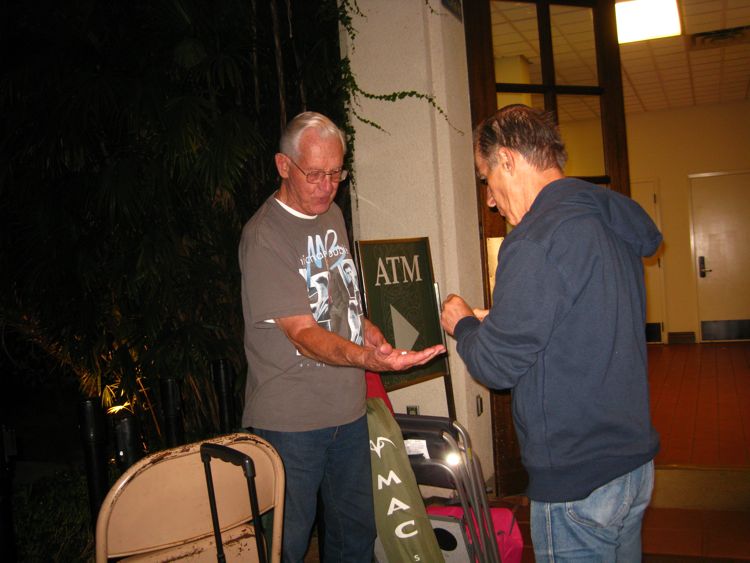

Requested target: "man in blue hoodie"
[{"left": 441, "top": 105, "right": 662, "bottom": 562}]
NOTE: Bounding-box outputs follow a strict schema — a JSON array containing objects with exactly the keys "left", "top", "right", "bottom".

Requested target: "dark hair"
[{"left": 473, "top": 104, "right": 567, "bottom": 171}]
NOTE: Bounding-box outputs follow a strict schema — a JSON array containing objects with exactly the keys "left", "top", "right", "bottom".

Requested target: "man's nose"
[{"left": 318, "top": 175, "right": 336, "bottom": 192}]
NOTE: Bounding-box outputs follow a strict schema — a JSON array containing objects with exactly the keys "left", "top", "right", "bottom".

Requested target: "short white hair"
[{"left": 279, "top": 112, "right": 347, "bottom": 158}]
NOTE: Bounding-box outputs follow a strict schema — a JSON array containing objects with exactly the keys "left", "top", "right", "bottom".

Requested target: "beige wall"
[
  {"left": 341, "top": 1, "right": 494, "bottom": 473},
  {"left": 559, "top": 118, "right": 605, "bottom": 178},
  {"left": 562, "top": 100, "right": 750, "bottom": 338},
  {"left": 628, "top": 101, "right": 750, "bottom": 337}
]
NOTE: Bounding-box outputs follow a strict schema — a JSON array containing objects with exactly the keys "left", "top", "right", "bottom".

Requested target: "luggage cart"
[{"left": 394, "top": 414, "right": 521, "bottom": 563}]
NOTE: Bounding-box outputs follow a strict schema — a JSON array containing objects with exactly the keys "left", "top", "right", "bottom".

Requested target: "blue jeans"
[
  {"left": 253, "top": 415, "right": 376, "bottom": 563},
  {"left": 531, "top": 460, "right": 654, "bottom": 562}
]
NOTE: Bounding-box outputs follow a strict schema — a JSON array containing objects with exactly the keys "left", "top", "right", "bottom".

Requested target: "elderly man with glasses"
[{"left": 239, "top": 111, "right": 444, "bottom": 563}]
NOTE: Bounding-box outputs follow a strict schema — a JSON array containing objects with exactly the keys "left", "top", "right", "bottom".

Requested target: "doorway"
[{"left": 689, "top": 171, "right": 750, "bottom": 341}]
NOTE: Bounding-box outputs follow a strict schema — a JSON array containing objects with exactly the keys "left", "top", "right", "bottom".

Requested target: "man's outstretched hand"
[{"left": 365, "top": 342, "right": 445, "bottom": 372}]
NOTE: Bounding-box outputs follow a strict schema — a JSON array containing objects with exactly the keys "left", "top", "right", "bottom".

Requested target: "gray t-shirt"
[{"left": 239, "top": 194, "right": 366, "bottom": 431}]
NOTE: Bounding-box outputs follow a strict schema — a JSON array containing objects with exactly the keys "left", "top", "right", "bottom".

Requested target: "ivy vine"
[{"left": 337, "top": 0, "right": 463, "bottom": 138}]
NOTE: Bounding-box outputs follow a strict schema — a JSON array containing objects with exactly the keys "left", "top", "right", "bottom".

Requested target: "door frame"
[{"left": 631, "top": 178, "right": 668, "bottom": 343}]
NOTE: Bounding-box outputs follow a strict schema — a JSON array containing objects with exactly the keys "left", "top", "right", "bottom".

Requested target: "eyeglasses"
[{"left": 286, "top": 155, "right": 348, "bottom": 184}]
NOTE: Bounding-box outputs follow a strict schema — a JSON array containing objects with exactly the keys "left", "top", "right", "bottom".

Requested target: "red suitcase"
[{"left": 427, "top": 504, "right": 523, "bottom": 563}]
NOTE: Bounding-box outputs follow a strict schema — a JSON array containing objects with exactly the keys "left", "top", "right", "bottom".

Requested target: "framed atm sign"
[{"left": 355, "top": 237, "right": 450, "bottom": 392}]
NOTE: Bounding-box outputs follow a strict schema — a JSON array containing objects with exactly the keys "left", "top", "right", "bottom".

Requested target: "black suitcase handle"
[
  {"left": 202, "top": 443, "right": 256, "bottom": 476},
  {"left": 200, "top": 442, "right": 267, "bottom": 563}
]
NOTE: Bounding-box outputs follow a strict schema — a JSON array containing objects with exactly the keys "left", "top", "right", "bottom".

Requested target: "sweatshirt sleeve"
[{"left": 454, "top": 239, "right": 569, "bottom": 390}]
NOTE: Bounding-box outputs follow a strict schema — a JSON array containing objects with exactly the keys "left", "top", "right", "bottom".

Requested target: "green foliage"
[
  {"left": 337, "top": 9, "right": 458, "bottom": 139},
  {"left": 0, "top": 0, "right": 452, "bottom": 448},
  {"left": 338, "top": 0, "right": 364, "bottom": 44},
  {"left": 12, "top": 468, "right": 95, "bottom": 562},
  {"left": 340, "top": 56, "right": 454, "bottom": 135},
  {"left": 1, "top": 0, "right": 347, "bottom": 442},
  {"left": 1, "top": 2, "right": 456, "bottom": 559}
]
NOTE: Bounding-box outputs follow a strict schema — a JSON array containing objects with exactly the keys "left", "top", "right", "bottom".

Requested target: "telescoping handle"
[{"left": 200, "top": 443, "right": 267, "bottom": 563}]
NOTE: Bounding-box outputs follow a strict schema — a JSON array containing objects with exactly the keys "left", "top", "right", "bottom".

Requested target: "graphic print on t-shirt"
[
  {"left": 306, "top": 271, "right": 332, "bottom": 332},
  {"left": 297, "top": 229, "right": 364, "bottom": 347},
  {"left": 339, "top": 259, "right": 364, "bottom": 345}
]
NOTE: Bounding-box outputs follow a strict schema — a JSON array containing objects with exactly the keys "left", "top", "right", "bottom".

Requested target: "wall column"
[{"left": 340, "top": 1, "right": 493, "bottom": 473}]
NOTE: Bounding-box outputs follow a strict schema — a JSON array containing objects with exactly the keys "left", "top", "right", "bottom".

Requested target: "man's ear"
[
  {"left": 497, "top": 147, "right": 515, "bottom": 174},
  {"left": 275, "top": 153, "right": 290, "bottom": 178}
]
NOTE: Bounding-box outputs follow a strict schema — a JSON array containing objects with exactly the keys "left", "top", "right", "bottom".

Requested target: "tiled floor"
[
  {"left": 642, "top": 506, "right": 750, "bottom": 561},
  {"left": 649, "top": 343, "right": 750, "bottom": 467},
  {"left": 642, "top": 342, "right": 750, "bottom": 561}
]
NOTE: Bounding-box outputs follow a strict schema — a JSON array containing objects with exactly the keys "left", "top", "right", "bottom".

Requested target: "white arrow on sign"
[{"left": 390, "top": 304, "right": 420, "bottom": 350}]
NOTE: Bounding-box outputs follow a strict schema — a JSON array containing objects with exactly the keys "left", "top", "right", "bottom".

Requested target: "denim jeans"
[
  {"left": 531, "top": 460, "right": 654, "bottom": 562},
  {"left": 252, "top": 415, "right": 376, "bottom": 563}
]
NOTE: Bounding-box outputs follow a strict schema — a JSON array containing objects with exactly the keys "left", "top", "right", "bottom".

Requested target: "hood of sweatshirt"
[{"left": 524, "top": 178, "right": 663, "bottom": 258}]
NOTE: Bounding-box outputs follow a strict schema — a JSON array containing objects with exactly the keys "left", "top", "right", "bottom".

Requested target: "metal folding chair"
[
  {"left": 95, "top": 433, "right": 285, "bottom": 562},
  {"left": 394, "top": 414, "right": 501, "bottom": 563}
]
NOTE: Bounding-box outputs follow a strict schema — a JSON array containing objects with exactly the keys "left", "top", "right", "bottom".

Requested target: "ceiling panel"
[{"left": 491, "top": 0, "right": 750, "bottom": 121}]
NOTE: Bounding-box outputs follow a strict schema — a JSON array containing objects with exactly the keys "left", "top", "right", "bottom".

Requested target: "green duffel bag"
[{"left": 367, "top": 397, "right": 444, "bottom": 563}]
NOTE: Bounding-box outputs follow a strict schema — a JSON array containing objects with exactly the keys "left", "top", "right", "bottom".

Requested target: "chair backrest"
[
  {"left": 95, "top": 433, "right": 284, "bottom": 562},
  {"left": 393, "top": 413, "right": 458, "bottom": 489}
]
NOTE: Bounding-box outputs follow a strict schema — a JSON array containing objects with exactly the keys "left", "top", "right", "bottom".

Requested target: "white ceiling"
[{"left": 490, "top": 0, "right": 750, "bottom": 122}]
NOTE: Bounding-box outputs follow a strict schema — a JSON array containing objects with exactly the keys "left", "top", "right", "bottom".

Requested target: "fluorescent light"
[{"left": 616, "top": 0, "right": 682, "bottom": 44}]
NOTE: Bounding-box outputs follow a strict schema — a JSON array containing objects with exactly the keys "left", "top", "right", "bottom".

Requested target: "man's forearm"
[
  {"left": 276, "top": 314, "right": 444, "bottom": 373},
  {"left": 287, "top": 323, "right": 367, "bottom": 368}
]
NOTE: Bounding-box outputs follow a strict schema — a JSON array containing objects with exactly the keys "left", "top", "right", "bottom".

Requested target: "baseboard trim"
[
  {"left": 667, "top": 331, "right": 696, "bottom": 344},
  {"left": 701, "top": 319, "right": 750, "bottom": 341}
]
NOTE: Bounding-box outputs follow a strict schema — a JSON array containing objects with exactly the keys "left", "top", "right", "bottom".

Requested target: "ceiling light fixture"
[{"left": 616, "top": 0, "right": 682, "bottom": 44}]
